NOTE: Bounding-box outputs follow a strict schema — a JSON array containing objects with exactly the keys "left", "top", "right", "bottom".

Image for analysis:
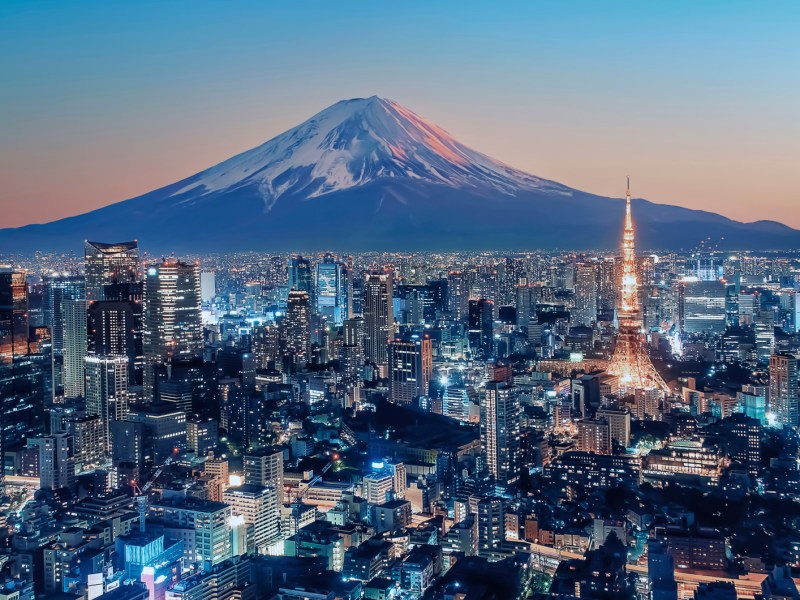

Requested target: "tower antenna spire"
[{"left": 608, "top": 174, "right": 669, "bottom": 395}]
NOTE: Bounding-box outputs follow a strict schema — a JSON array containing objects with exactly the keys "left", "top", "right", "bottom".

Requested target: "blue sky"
[{"left": 1, "top": 1, "right": 798, "bottom": 227}]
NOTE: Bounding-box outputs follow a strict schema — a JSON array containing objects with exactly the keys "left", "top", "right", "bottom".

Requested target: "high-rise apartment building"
[
  {"left": 244, "top": 447, "right": 285, "bottom": 500},
  {"left": 284, "top": 290, "right": 311, "bottom": 362},
  {"left": 223, "top": 484, "right": 280, "bottom": 554},
  {"left": 84, "top": 354, "right": 129, "bottom": 454},
  {"left": 387, "top": 336, "right": 432, "bottom": 406},
  {"left": 502, "top": 257, "right": 525, "bottom": 306},
  {"left": 769, "top": 353, "right": 798, "bottom": 427},
  {"left": 596, "top": 406, "right": 631, "bottom": 449},
  {"left": 479, "top": 382, "right": 521, "bottom": 485},
  {"left": 149, "top": 498, "right": 233, "bottom": 570},
  {"left": 577, "top": 418, "right": 611, "bottom": 454},
  {"left": 35, "top": 433, "right": 75, "bottom": 491},
  {"left": 476, "top": 497, "right": 505, "bottom": 560}
]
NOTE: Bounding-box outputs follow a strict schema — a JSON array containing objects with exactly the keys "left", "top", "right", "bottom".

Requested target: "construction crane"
[{"left": 132, "top": 449, "right": 180, "bottom": 533}]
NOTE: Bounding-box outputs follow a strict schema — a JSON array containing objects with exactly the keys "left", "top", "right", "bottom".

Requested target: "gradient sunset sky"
[{"left": 1, "top": 1, "right": 798, "bottom": 229}]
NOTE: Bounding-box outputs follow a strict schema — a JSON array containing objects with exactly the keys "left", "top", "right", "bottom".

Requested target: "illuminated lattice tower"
[{"left": 607, "top": 179, "right": 669, "bottom": 395}]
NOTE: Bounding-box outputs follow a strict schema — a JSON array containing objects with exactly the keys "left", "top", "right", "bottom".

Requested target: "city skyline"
[
  {"left": 4, "top": 5, "right": 800, "bottom": 600},
  {"left": 5, "top": 232, "right": 800, "bottom": 598},
  {"left": 2, "top": 1, "right": 800, "bottom": 229}
]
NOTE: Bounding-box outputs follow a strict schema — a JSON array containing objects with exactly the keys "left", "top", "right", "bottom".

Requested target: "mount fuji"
[{"left": 2, "top": 96, "right": 798, "bottom": 252}]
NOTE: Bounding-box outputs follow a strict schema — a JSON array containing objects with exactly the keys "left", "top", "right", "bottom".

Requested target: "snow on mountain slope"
[
  {"left": 4, "top": 95, "right": 800, "bottom": 253},
  {"left": 173, "top": 96, "right": 570, "bottom": 209}
]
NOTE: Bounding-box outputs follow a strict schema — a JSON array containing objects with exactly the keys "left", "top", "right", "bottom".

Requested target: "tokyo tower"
[{"left": 607, "top": 178, "right": 669, "bottom": 394}]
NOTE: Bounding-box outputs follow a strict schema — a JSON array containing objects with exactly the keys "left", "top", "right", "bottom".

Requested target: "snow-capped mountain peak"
[
  {"left": 173, "top": 95, "right": 567, "bottom": 208},
  {"left": 4, "top": 95, "right": 799, "bottom": 253}
]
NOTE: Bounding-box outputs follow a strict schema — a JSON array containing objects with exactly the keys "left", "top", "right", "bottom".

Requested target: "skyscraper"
[
  {"left": 84, "top": 354, "right": 129, "bottom": 454},
  {"left": 316, "top": 253, "right": 349, "bottom": 326},
  {"left": 607, "top": 179, "right": 669, "bottom": 394},
  {"left": 387, "top": 336, "right": 432, "bottom": 406},
  {"left": 284, "top": 290, "right": 311, "bottom": 362},
  {"left": 754, "top": 308, "right": 776, "bottom": 363},
  {"left": 447, "top": 271, "right": 469, "bottom": 320},
  {"left": 1, "top": 268, "right": 41, "bottom": 462},
  {"left": 42, "top": 274, "right": 85, "bottom": 350},
  {"left": 0, "top": 268, "right": 28, "bottom": 365},
  {"left": 251, "top": 323, "right": 280, "bottom": 369},
  {"left": 363, "top": 270, "right": 394, "bottom": 375},
  {"left": 769, "top": 353, "right": 798, "bottom": 427},
  {"left": 476, "top": 265, "right": 499, "bottom": 309},
  {"left": 62, "top": 298, "right": 87, "bottom": 399},
  {"left": 85, "top": 241, "right": 143, "bottom": 386},
  {"left": 84, "top": 240, "right": 139, "bottom": 302},
  {"left": 87, "top": 298, "right": 141, "bottom": 385},
  {"left": 573, "top": 262, "right": 598, "bottom": 326},
  {"left": 680, "top": 279, "right": 726, "bottom": 334},
  {"left": 515, "top": 284, "right": 540, "bottom": 331},
  {"left": 42, "top": 273, "right": 85, "bottom": 397},
  {"left": 479, "top": 382, "right": 521, "bottom": 485},
  {"left": 738, "top": 384, "right": 767, "bottom": 425},
  {"left": 468, "top": 299, "right": 494, "bottom": 358},
  {"left": 340, "top": 317, "right": 365, "bottom": 385},
  {"left": 287, "top": 255, "right": 313, "bottom": 296},
  {"left": 597, "top": 258, "right": 617, "bottom": 312},
  {"left": 143, "top": 259, "right": 203, "bottom": 399}
]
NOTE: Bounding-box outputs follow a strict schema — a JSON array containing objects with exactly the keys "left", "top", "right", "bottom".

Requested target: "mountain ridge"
[{"left": 1, "top": 96, "right": 798, "bottom": 253}]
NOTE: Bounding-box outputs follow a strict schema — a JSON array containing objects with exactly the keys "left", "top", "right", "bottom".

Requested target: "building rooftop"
[{"left": 85, "top": 240, "right": 138, "bottom": 252}]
